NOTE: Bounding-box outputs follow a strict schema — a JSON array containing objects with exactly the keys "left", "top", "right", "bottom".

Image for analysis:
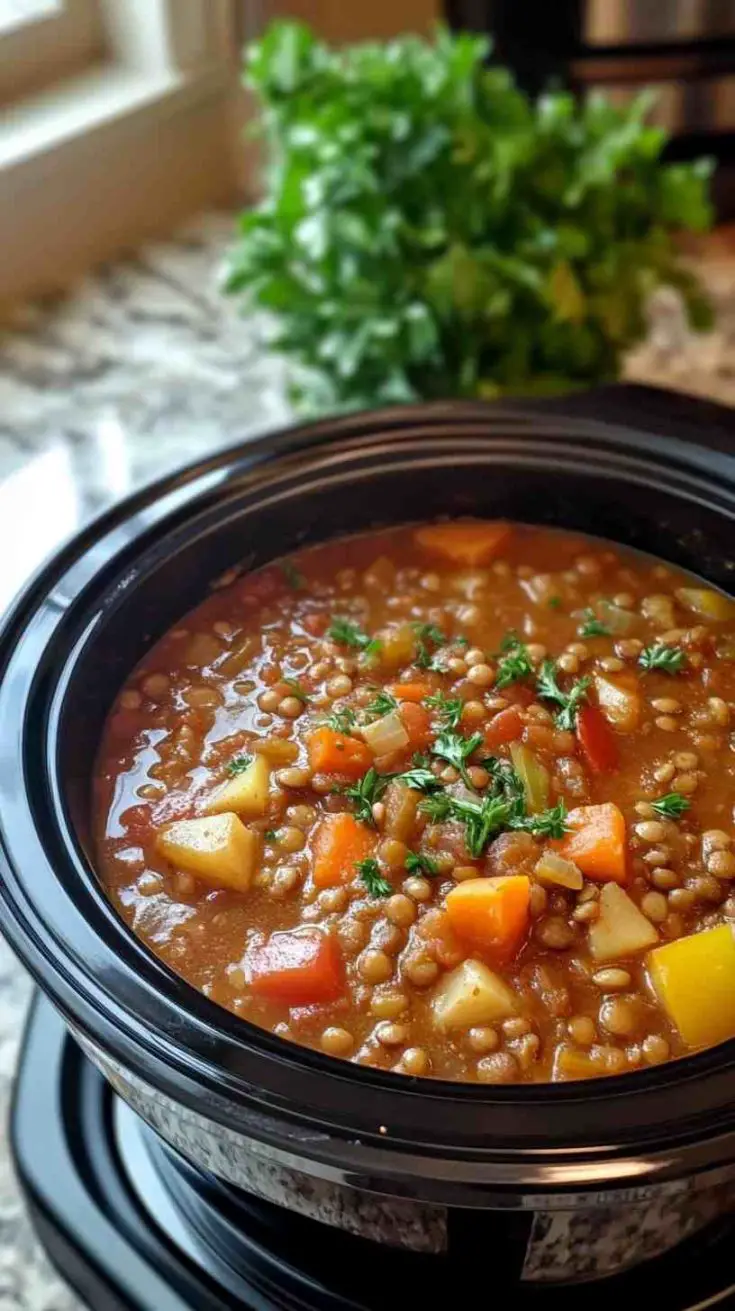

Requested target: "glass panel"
[{"left": 0, "top": 0, "right": 62, "bottom": 34}]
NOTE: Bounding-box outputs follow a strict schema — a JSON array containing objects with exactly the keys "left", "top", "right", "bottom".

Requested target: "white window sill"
[{"left": 1, "top": 59, "right": 231, "bottom": 171}]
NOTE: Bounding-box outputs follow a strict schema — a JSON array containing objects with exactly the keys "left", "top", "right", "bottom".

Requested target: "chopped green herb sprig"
[
  {"left": 639, "top": 643, "right": 686, "bottom": 673},
  {"left": 651, "top": 792, "right": 691, "bottom": 819},
  {"left": 356, "top": 857, "right": 392, "bottom": 898}
]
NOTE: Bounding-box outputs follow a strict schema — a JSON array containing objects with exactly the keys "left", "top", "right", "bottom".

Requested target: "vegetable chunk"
[
  {"left": 649, "top": 925, "right": 735, "bottom": 1048},
  {"left": 312, "top": 812, "right": 375, "bottom": 889},
  {"left": 246, "top": 928, "right": 344, "bottom": 1005},
  {"left": 558, "top": 803, "right": 627, "bottom": 884},
  {"left": 307, "top": 727, "right": 373, "bottom": 778},
  {"left": 156, "top": 814, "right": 261, "bottom": 892},
  {"left": 415, "top": 521, "right": 512, "bottom": 566},
  {"left": 588, "top": 883, "right": 658, "bottom": 962},
  {"left": 207, "top": 755, "right": 271, "bottom": 817},
  {"left": 432, "top": 959, "right": 517, "bottom": 1030},
  {"left": 445, "top": 876, "right": 530, "bottom": 965}
]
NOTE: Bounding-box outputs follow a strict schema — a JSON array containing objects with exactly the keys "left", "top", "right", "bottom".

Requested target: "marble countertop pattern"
[{"left": 0, "top": 211, "right": 732, "bottom": 1311}]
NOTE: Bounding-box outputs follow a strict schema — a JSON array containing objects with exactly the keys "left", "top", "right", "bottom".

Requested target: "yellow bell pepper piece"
[
  {"left": 156, "top": 813, "right": 261, "bottom": 893},
  {"left": 648, "top": 924, "right": 735, "bottom": 1048}
]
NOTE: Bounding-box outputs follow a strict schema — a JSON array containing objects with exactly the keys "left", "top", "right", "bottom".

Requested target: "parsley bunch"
[{"left": 225, "top": 22, "right": 712, "bottom": 412}]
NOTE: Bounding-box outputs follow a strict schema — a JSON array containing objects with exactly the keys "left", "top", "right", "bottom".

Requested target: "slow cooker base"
[{"left": 11, "top": 996, "right": 735, "bottom": 1311}]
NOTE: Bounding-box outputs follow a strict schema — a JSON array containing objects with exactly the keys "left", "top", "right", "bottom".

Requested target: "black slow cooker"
[{"left": 2, "top": 386, "right": 735, "bottom": 1290}]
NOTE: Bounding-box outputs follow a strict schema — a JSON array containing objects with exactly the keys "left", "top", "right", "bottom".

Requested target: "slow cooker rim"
[{"left": 1, "top": 395, "right": 735, "bottom": 1194}]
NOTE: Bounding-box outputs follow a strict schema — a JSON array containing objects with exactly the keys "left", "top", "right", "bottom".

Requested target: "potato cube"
[
  {"left": 156, "top": 813, "right": 261, "bottom": 892},
  {"left": 588, "top": 883, "right": 658, "bottom": 962},
  {"left": 432, "top": 959, "right": 517, "bottom": 1031},
  {"left": 206, "top": 755, "right": 270, "bottom": 818},
  {"left": 649, "top": 924, "right": 735, "bottom": 1048},
  {"left": 594, "top": 675, "right": 641, "bottom": 733}
]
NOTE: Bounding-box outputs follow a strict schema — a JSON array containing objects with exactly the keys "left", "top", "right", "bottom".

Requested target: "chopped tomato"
[
  {"left": 576, "top": 704, "right": 619, "bottom": 773},
  {"left": 484, "top": 706, "right": 523, "bottom": 751},
  {"left": 246, "top": 929, "right": 344, "bottom": 1005}
]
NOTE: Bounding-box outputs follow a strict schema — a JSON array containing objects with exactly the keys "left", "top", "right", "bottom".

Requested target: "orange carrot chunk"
[
  {"left": 306, "top": 727, "right": 373, "bottom": 779},
  {"left": 312, "top": 812, "right": 375, "bottom": 889},
  {"left": 483, "top": 706, "right": 523, "bottom": 751},
  {"left": 387, "top": 681, "right": 433, "bottom": 703},
  {"left": 445, "top": 875, "right": 531, "bottom": 966},
  {"left": 399, "top": 701, "right": 433, "bottom": 751},
  {"left": 414, "top": 521, "right": 512, "bottom": 566},
  {"left": 558, "top": 802, "right": 627, "bottom": 884},
  {"left": 246, "top": 928, "right": 344, "bottom": 1005}
]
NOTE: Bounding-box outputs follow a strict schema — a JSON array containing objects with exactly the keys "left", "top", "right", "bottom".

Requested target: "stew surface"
[{"left": 95, "top": 521, "right": 735, "bottom": 1083}]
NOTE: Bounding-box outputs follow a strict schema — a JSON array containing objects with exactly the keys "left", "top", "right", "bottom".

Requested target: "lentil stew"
[{"left": 95, "top": 521, "right": 735, "bottom": 1083}]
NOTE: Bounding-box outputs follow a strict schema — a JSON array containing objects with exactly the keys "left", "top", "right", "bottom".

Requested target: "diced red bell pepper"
[
  {"left": 484, "top": 706, "right": 523, "bottom": 751},
  {"left": 576, "top": 704, "right": 619, "bottom": 773},
  {"left": 246, "top": 929, "right": 345, "bottom": 1006}
]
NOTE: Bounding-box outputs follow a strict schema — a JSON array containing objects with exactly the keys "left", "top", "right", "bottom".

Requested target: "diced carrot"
[
  {"left": 414, "top": 521, "right": 512, "bottom": 566},
  {"left": 484, "top": 706, "right": 523, "bottom": 751},
  {"left": 246, "top": 929, "right": 344, "bottom": 1005},
  {"left": 576, "top": 704, "right": 619, "bottom": 773},
  {"left": 558, "top": 803, "right": 627, "bottom": 884},
  {"left": 306, "top": 727, "right": 373, "bottom": 779},
  {"left": 445, "top": 876, "right": 531, "bottom": 966},
  {"left": 388, "top": 682, "right": 433, "bottom": 703},
  {"left": 311, "top": 813, "right": 375, "bottom": 889},
  {"left": 399, "top": 701, "right": 433, "bottom": 751}
]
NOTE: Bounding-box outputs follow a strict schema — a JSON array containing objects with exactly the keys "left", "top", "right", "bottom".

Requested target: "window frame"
[{"left": 0, "top": 0, "right": 104, "bottom": 102}]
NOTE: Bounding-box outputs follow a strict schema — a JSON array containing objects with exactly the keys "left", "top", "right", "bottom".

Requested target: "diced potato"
[
  {"left": 378, "top": 624, "right": 417, "bottom": 670},
  {"left": 156, "top": 813, "right": 261, "bottom": 892},
  {"left": 553, "top": 1045, "right": 601, "bottom": 1081},
  {"left": 361, "top": 710, "right": 409, "bottom": 756},
  {"left": 384, "top": 783, "right": 421, "bottom": 844},
  {"left": 431, "top": 959, "right": 517, "bottom": 1030},
  {"left": 588, "top": 884, "right": 658, "bottom": 962},
  {"left": 206, "top": 755, "right": 271, "bottom": 818},
  {"left": 510, "top": 742, "right": 549, "bottom": 814},
  {"left": 254, "top": 737, "right": 299, "bottom": 765},
  {"left": 649, "top": 924, "right": 735, "bottom": 1048},
  {"left": 534, "top": 850, "right": 583, "bottom": 891},
  {"left": 183, "top": 632, "right": 222, "bottom": 666},
  {"left": 597, "top": 599, "right": 637, "bottom": 635},
  {"left": 676, "top": 587, "right": 735, "bottom": 622},
  {"left": 594, "top": 674, "right": 641, "bottom": 733}
]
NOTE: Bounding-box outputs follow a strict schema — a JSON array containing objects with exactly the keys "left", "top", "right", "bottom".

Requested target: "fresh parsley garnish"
[
  {"left": 420, "top": 791, "right": 513, "bottom": 859},
  {"left": 513, "top": 800, "right": 569, "bottom": 840},
  {"left": 495, "top": 633, "right": 533, "bottom": 689},
  {"left": 226, "top": 754, "right": 252, "bottom": 777},
  {"left": 283, "top": 677, "right": 310, "bottom": 703},
  {"left": 365, "top": 690, "right": 399, "bottom": 719},
  {"left": 455, "top": 635, "right": 470, "bottom": 648},
  {"left": 548, "top": 597, "right": 563, "bottom": 610},
  {"left": 394, "top": 764, "right": 442, "bottom": 793},
  {"left": 412, "top": 622, "right": 447, "bottom": 670},
  {"left": 639, "top": 643, "right": 686, "bottom": 673},
  {"left": 651, "top": 792, "right": 691, "bottom": 819},
  {"left": 280, "top": 560, "right": 304, "bottom": 589},
  {"left": 536, "top": 660, "right": 591, "bottom": 730},
  {"left": 341, "top": 767, "right": 390, "bottom": 825},
  {"left": 431, "top": 730, "right": 484, "bottom": 788},
  {"left": 356, "top": 857, "right": 392, "bottom": 898},
  {"left": 324, "top": 707, "right": 359, "bottom": 735},
  {"left": 327, "top": 617, "right": 382, "bottom": 658},
  {"left": 424, "top": 692, "right": 464, "bottom": 729},
  {"left": 264, "top": 828, "right": 278, "bottom": 840},
  {"left": 405, "top": 850, "right": 440, "bottom": 877},
  {"left": 578, "top": 608, "right": 611, "bottom": 638}
]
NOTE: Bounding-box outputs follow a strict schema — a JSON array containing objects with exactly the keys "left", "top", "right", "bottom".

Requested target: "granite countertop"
[{"left": 0, "top": 212, "right": 732, "bottom": 1311}]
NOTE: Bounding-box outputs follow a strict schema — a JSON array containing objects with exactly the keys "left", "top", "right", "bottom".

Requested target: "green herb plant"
[{"left": 225, "top": 22, "right": 712, "bottom": 412}]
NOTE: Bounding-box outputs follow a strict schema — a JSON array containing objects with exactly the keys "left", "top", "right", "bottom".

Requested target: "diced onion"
[
  {"left": 534, "top": 850, "right": 583, "bottom": 891},
  {"left": 361, "top": 709, "right": 409, "bottom": 756}
]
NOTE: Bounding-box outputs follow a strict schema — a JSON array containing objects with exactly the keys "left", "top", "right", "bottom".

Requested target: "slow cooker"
[{"left": 3, "top": 385, "right": 735, "bottom": 1305}]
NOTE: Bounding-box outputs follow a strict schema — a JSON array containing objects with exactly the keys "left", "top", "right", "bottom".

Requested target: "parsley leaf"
[
  {"left": 577, "top": 608, "right": 611, "bottom": 638},
  {"left": 226, "top": 754, "right": 252, "bottom": 777},
  {"left": 283, "top": 677, "right": 310, "bottom": 703},
  {"left": 639, "top": 643, "right": 686, "bottom": 673},
  {"left": 512, "top": 800, "right": 569, "bottom": 839},
  {"left": 393, "top": 764, "right": 442, "bottom": 793},
  {"left": 365, "top": 690, "right": 399, "bottom": 719},
  {"left": 412, "top": 622, "right": 447, "bottom": 670},
  {"left": 548, "top": 597, "right": 563, "bottom": 610},
  {"left": 324, "top": 707, "right": 359, "bottom": 735},
  {"left": 264, "top": 828, "right": 278, "bottom": 840},
  {"left": 424, "top": 692, "right": 464, "bottom": 729},
  {"left": 356, "top": 857, "right": 392, "bottom": 898},
  {"left": 280, "top": 560, "right": 304, "bottom": 589},
  {"left": 420, "top": 791, "right": 513, "bottom": 859},
  {"left": 431, "top": 730, "right": 484, "bottom": 788},
  {"left": 405, "top": 850, "right": 440, "bottom": 877},
  {"left": 651, "top": 792, "right": 691, "bottom": 819},
  {"left": 495, "top": 634, "right": 533, "bottom": 689},
  {"left": 327, "top": 617, "right": 382, "bottom": 658},
  {"left": 536, "top": 659, "right": 591, "bottom": 730},
  {"left": 341, "top": 767, "right": 391, "bottom": 825}
]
